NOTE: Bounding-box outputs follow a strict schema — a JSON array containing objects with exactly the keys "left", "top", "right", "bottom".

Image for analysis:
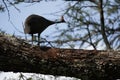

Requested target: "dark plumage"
[{"left": 24, "top": 14, "right": 65, "bottom": 45}]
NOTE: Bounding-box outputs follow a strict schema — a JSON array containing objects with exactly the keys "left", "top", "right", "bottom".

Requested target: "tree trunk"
[
  {"left": 99, "top": 0, "right": 112, "bottom": 49},
  {"left": 0, "top": 34, "right": 120, "bottom": 80}
]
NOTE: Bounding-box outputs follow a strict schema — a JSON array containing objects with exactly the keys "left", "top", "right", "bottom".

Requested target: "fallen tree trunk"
[{"left": 0, "top": 34, "right": 120, "bottom": 80}]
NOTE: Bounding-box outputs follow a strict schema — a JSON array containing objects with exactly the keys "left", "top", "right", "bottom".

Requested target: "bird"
[{"left": 24, "top": 14, "right": 65, "bottom": 45}]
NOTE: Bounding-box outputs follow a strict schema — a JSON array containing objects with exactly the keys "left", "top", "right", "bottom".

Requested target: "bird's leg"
[
  {"left": 37, "top": 33, "right": 40, "bottom": 45},
  {"left": 31, "top": 34, "right": 33, "bottom": 45}
]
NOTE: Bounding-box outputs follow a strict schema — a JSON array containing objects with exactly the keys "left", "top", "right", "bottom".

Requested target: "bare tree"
[{"left": 54, "top": 0, "right": 120, "bottom": 50}]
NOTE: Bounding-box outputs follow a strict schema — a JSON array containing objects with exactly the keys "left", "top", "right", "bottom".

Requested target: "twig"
[
  {"left": 6, "top": 0, "right": 20, "bottom": 13},
  {"left": 2, "top": 0, "right": 10, "bottom": 20},
  {"left": 40, "top": 38, "right": 55, "bottom": 48}
]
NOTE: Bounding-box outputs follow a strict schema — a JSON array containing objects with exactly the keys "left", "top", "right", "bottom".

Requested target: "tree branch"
[{"left": 0, "top": 33, "right": 120, "bottom": 79}]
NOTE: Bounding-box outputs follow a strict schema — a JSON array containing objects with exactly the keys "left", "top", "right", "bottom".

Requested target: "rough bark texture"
[{"left": 0, "top": 33, "right": 120, "bottom": 80}]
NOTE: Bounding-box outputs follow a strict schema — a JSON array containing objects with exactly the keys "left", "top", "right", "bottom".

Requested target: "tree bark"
[{"left": 0, "top": 34, "right": 120, "bottom": 80}]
